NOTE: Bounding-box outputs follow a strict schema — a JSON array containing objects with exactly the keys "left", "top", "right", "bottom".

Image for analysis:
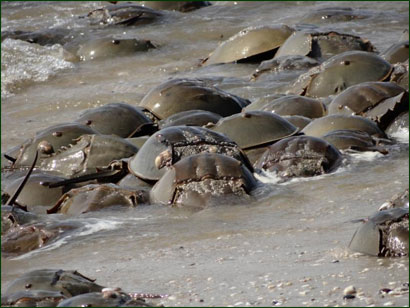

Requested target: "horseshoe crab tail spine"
[{"left": 6, "top": 150, "right": 38, "bottom": 210}]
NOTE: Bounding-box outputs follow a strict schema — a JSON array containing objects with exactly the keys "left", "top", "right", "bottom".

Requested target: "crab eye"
[{"left": 25, "top": 283, "right": 32, "bottom": 289}]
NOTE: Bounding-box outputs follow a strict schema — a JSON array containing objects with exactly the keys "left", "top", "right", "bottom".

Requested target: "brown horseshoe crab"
[
  {"left": 254, "top": 135, "right": 342, "bottom": 178},
  {"left": 202, "top": 25, "right": 294, "bottom": 66},
  {"left": 75, "top": 102, "right": 156, "bottom": 138},
  {"left": 137, "top": 1, "right": 210, "bottom": 12},
  {"left": 349, "top": 207, "right": 409, "bottom": 257},
  {"left": 381, "top": 40, "right": 409, "bottom": 65},
  {"left": 40, "top": 134, "right": 139, "bottom": 177},
  {"left": 150, "top": 153, "right": 257, "bottom": 209},
  {"left": 289, "top": 51, "right": 392, "bottom": 98},
  {"left": 274, "top": 31, "right": 374, "bottom": 61},
  {"left": 128, "top": 125, "right": 253, "bottom": 181},
  {"left": 301, "top": 115, "right": 387, "bottom": 138},
  {"left": 158, "top": 110, "right": 222, "bottom": 129},
  {"left": 328, "top": 81, "right": 409, "bottom": 130},
  {"left": 86, "top": 3, "right": 163, "bottom": 26},
  {"left": 139, "top": 78, "right": 249, "bottom": 120}
]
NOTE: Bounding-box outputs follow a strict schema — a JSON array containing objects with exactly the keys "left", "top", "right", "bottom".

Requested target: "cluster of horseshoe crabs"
[
  {"left": 2, "top": 3, "right": 410, "bottom": 305},
  {"left": 1, "top": 269, "right": 160, "bottom": 307}
]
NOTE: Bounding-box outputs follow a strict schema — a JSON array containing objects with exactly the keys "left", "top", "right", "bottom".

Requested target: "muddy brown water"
[{"left": 1, "top": 1, "right": 409, "bottom": 307}]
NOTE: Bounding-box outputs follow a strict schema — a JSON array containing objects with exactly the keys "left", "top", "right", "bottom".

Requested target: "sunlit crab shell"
[
  {"left": 202, "top": 25, "right": 294, "bottom": 66},
  {"left": 139, "top": 78, "right": 248, "bottom": 120},
  {"left": 289, "top": 51, "right": 392, "bottom": 98}
]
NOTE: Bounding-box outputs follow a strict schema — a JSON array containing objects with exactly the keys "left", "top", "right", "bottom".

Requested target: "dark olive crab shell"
[
  {"left": 128, "top": 125, "right": 253, "bottom": 181},
  {"left": 149, "top": 153, "right": 257, "bottom": 206},
  {"left": 301, "top": 114, "right": 387, "bottom": 138},
  {"left": 209, "top": 110, "right": 299, "bottom": 149},
  {"left": 349, "top": 207, "right": 409, "bottom": 257},
  {"left": 139, "top": 78, "right": 248, "bottom": 120},
  {"left": 328, "top": 82, "right": 408, "bottom": 130},
  {"left": 75, "top": 102, "right": 155, "bottom": 138}
]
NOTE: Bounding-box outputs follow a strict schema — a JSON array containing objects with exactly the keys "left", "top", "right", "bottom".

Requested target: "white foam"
[
  {"left": 1, "top": 38, "right": 74, "bottom": 99},
  {"left": 390, "top": 127, "right": 409, "bottom": 144}
]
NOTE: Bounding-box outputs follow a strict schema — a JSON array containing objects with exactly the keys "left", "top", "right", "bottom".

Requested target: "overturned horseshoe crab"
[
  {"left": 254, "top": 135, "right": 342, "bottom": 178},
  {"left": 75, "top": 102, "right": 156, "bottom": 138},
  {"left": 289, "top": 51, "right": 392, "bottom": 98},
  {"left": 274, "top": 31, "right": 374, "bottom": 61},
  {"left": 202, "top": 25, "right": 294, "bottom": 66},
  {"left": 328, "top": 81, "right": 409, "bottom": 130},
  {"left": 129, "top": 125, "right": 253, "bottom": 181},
  {"left": 150, "top": 153, "right": 257, "bottom": 209},
  {"left": 86, "top": 3, "right": 163, "bottom": 26},
  {"left": 139, "top": 78, "right": 249, "bottom": 120}
]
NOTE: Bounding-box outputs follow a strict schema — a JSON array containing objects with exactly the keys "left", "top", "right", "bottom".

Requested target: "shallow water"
[{"left": 1, "top": 1, "right": 409, "bottom": 307}]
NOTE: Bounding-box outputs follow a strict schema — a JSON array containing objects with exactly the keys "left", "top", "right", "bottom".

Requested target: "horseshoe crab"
[
  {"left": 75, "top": 102, "right": 156, "bottom": 138},
  {"left": 300, "top": 7, "right": 369, "bottom": 23},
  {"left": 40, "top": 134, "right": 139, "bottom": 177},
  {"left": 76, "top": 38, "right": 156, "bottom": 61},
  {"left": 322, "top": 130, "right": 389, "bottom": 154},
  {"left": 302, "top": 115, "right": 387, "bottom": 138},
  {"left": 251, "top": 55, "right": 319, "bottom": 80},
  {"left": 129, "top": 125, "right": 253, "bottom": 181},
  {"left": 379, "top": 189, "right": 409, "bottom": 211},
  {"left": 1, "top": 28, "right": 73, "bottom": 46},
  {"left": 202, "top": 25, "right": 294, "bottom": 66},
  {"left": 3, "top": 269, "right": 104, "bottom": 299},
  {"left": 139, "top": 78, "right": 248, "bottom": 120},
  {"left": 282, "top": 115, "right": 312, "bottom": 131},
  {"left": 1, "top": 289, "right": 66, "bottom": 307},
  {"left": 47, "top": 183, "right": 147, "bottom": 215},
  {"left": 254, "top": 135, "right": 342, "bottom": 178},
  {"left": 274, "top": 31, "right": 374, "bottom": 61},
  {"left": 328, "top": 82, "right": 409, "bottom": 130},
  {"left": 150, "top": 153, "right": 257, "bottom": 208},
  {"left": 289, "top": 51, "right": 392, "bottom": 98},
  {"left": 385, "top": 111, "right": 409, "bottom": 138},
  {"left": 86, "top": 3, "right": 163, "bottom": 26},
  {"left": 390, "top": 59, "right": 409, "bottom": 90},
  {"left": 381, "top": 40, "right": 409, "bottom": 64},
  {"left": 349, "top": 207, "right": 409, "bottom": 257},
  {"left": 57, "top": 288, "right": 152, "bottom": 307},
  {"left": 258, "top": 95, "right": 327, "bottom": 119},
  {"left": 2, "top": 173, "right": 68, "bottom": 213},
  {"left": 158, "top": 110, "right": 222, "bottom": 129},
  {"left": 138, "top": 1, "right": 210, "bottom": 12},
  {"left": 5, "top": 123, "right": 100, "bottom": 168}
]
